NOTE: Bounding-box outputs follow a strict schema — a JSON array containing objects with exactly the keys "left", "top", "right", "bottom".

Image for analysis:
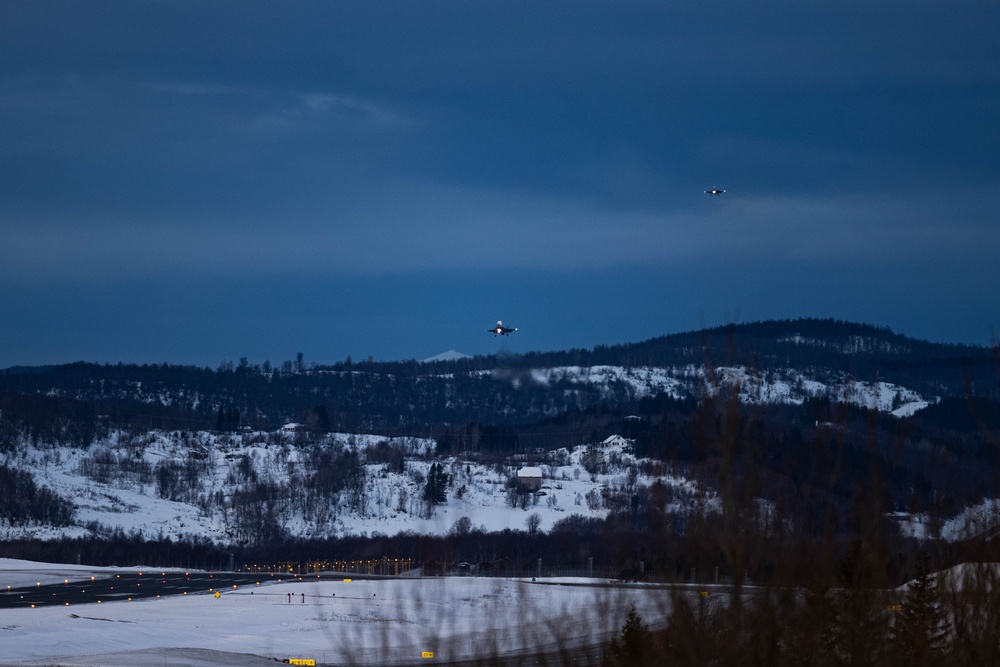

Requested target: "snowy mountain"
[{"left": 422, "top": 349, "right": 472, "bottom": 362}]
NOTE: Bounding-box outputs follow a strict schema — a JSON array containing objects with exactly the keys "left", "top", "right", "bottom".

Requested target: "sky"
[{"left": 2, "top": 1, "right": 999, "bottom": 368}]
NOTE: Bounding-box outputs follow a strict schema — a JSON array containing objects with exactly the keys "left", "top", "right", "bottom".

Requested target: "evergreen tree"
[
  {"left": 423, "top": 463, "right": 448, "bottom": 504},
  {"left": 607, "top": 603, "right": 651, "bottom": 667},
  {"left": 892, "top": 551, "right": 950, "bottom": 666}
]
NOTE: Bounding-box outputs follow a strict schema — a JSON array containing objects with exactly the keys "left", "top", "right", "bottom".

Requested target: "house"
[
  {"left": 516, "top": 466, "right": 543, "bottom": 492},
  {"left": 602, "top": 434, "right": 633, "bottom": 449}
]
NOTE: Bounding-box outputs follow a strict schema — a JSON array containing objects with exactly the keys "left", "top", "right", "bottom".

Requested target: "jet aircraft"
[
  {"left": 488, "top": 320, "right": 517, "bottom": 336},
  {"left": 705, "top": 187, "right": 726, "bottom": 196}
]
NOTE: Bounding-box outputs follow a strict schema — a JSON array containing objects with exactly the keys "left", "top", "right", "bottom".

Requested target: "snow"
[
  {"left": 0, "top": 559, "right": 677, "bottom": 667},
  {"left": 892, "top": 400, "right": 930, "bottom": 418},
  {"left": 0, "top": 431, "right": 708, "bottom": 544},
  {"left": 422, "top": 350, "right": 471, "bottom": 362},
  {"left": 896, "top": 498, "right": 1000, "bottom": 541},
  {"left": 503, "top": 363, "right": 931, "bottom": 415}
]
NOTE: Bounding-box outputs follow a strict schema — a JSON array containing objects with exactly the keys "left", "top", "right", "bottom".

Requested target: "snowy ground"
[
  {"left": 0, "top": 559, "right": 680, "bottom": 667},
  {"left": 893, "top": 498, "right": 1000, "bottom": 541},
  {"left": 518, "top": 364, "right": 930, "bottom": 412},
  {"left": 0, "top": 432, "right": 709, "bottom": 545}
]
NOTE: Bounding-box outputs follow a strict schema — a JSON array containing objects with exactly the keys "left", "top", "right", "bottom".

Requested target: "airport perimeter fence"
[
  {"left": 238, "top": 558, "right": 747, "bottom": 586},
  {"left": 58, "top": 552, "right": 745, "bottom": 586}
]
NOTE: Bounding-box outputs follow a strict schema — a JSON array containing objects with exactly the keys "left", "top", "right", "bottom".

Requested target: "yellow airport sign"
[
  {"left": 422, "top": 651, "right": 435, "bottom": 658},
  {"left": 283, "top": 660, "right": 316, "bottom": 666}
]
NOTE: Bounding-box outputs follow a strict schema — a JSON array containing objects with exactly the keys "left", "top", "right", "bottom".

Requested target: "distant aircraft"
[
  {"left": 704, "top": 187, "right": 726, "bottom": 196},
  {"left": 487, "top": 320, "right": 517, "bottom": 336}
]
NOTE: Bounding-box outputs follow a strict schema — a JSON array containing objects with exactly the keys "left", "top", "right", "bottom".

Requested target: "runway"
[{"left": 0, "top": 570, "right": 355, "bottom": 609}]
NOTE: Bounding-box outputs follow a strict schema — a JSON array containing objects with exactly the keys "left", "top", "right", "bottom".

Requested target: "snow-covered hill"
[
  {"left": 498, "top": 363, "right": 931, "bottom": 413},
  {"left": 0, "top": 429, "right": 710, "bottom": 545}
]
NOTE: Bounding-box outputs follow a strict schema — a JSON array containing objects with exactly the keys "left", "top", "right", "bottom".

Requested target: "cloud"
[{"left": 5, "top": 177, "right": 995, "bottom": 288}]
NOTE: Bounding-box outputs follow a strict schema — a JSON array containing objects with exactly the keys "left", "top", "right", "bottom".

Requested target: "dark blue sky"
[{"left": 2, "top": 1, "right": 998, "bottom": 367}]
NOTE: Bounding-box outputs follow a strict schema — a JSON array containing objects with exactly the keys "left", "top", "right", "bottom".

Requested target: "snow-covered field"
[{"left": 0, "top": 558, "right": 676, "bottom": 667}]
